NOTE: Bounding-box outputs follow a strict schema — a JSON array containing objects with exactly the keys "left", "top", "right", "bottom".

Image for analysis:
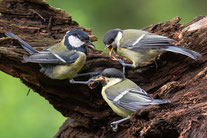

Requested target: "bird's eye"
[
  {"left": 110, "top": 38, "right": 115, "bottom": 44},
  {"left": 80, "top": 38, "right": 85, "bottom": 41}
]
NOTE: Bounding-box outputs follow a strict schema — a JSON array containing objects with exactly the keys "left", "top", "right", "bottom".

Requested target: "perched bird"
[
  {"left": 5, "top": 29, "right": 97, "bottom": 83},
  {"left": 94, "top": 68, "right": 170, "bottom": 131},
  {"left": 103, "top": 29, "right": 202, "bottom": 74}
]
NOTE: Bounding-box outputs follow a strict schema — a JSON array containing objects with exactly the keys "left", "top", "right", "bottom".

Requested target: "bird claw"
[
  {"left": 110, "top": 122, "right": 118, "bottom": 132},
  {"left": 117, "top": 59, "right": 125, "bottom": 65},
  {"left": 117, "top": 59, "right": 126, "bottom": 75},
  {"left": 110, "top": 117, "right": 130, "bottom": 131}
]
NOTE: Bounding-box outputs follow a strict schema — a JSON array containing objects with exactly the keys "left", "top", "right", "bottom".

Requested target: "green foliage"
[
  {"left": 47, "top": 0, "right": 206, "bottom": 51},
  {"left": 0, "top": 0, "right": 206, "bottom": 137},
  {"left": 0, "top": 72, "right": 65, "bottom": 138}
]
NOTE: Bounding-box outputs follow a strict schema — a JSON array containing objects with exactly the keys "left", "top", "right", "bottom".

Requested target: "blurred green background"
[{"left": 0, "top": 0, "right": 206, "bottom": 137}]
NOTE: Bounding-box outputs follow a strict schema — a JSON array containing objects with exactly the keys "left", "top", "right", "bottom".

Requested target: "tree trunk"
[{"left": 0, "top": 0, "right": 207, "bottom": 137}]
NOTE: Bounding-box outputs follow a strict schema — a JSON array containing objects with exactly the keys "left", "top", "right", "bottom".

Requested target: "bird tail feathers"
[
  {"left": 5, "top": 32, "right": 39, "bottom": 54},
  {"left": 151, "top": 99, "right": 170, "bottom": 105},
  {"left": 165, "top": 46, "right": 202, "bottom": 60}
]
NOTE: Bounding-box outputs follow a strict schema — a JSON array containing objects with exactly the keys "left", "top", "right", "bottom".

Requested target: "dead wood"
[{"left": 0, "top": 0, "right": 207, "bottom": 137}]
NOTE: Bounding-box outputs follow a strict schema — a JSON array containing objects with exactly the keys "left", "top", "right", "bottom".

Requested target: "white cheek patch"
[
  {"left": 112, "top": 31, "right": 123, "bottom": 46},
  {"left": 68, "top": 35, "right": 85, "bottom": 47}
]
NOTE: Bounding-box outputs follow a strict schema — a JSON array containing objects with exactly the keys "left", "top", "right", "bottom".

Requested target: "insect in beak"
[{"left": 105, "top": 45, "right": 114, "bottom": 56}]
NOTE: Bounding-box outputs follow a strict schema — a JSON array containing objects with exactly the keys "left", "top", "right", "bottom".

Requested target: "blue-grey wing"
[
  {"left": 120, "top": 33, "right": 201, "bottom": 59},
  {"left": 106, "top": 88, "right": 154, "bottom": 112},
  {"left": 23, "top": 50, "right": 79, "bottom": 64},
  {"left": 120, "top": 33, "right": 175, "bottom": 49}
]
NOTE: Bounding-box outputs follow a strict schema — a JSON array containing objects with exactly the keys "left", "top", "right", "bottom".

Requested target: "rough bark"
[{"left": 0, "top": 0, "right": 207, "bottom": 138}]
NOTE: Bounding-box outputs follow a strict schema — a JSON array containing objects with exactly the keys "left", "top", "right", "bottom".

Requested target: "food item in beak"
[
  {"left": 88, "top": 80, "right": 99, "bottom": 89},
  {"left": 107, "top": 45, "right": 114, "bottom": 56}
]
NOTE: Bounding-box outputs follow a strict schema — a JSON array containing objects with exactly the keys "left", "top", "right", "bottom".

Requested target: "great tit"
[
  {"left": 103, "top": 29, "right": 202, "bottom": 74},
  {"left": 94, "top": 68, "right": 170, "bottom": 131},
  {"left": 5, "top": 29, "right": 97, "bottom": 83}
]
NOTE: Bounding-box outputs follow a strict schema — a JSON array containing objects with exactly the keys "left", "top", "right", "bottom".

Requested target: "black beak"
[{"left": 86, "top": 41, "right": 95, "bottom": 49}]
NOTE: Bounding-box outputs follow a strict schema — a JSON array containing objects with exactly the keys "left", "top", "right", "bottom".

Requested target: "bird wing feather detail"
[
  {"left": 106, "top": 88, "right": 154, "bottom": 112},
  {"left": 120, "top": 33, "right": 175, "bottom": 49},
  {"left": 120, "top": 33, "right": 201, "bottom": 59},
  {"left": 23, "top": 50, "right": 79, "bottom": 64}
]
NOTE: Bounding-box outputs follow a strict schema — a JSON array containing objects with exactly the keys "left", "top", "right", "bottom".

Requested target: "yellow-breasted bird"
[
  {"left": 94, "top": 68, "right": 170, "bottom": 131},
  {"left": 103, "top": 29, "right": 202, "bottom": 74},
  {"left": 6, "top": 29, "right": 98, "bottom": 84}
]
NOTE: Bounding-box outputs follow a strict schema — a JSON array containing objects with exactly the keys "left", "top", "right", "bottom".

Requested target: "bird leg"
[
  {"left": 75, "top": 72, "right": 100, "bottom": 77},
  {"left": 69, "top": 78, "right": 95, "bottom": 85},
  {"left": 110, "top": 116, "right": 130, "bottom": 132},
  {"left": 69, "top": 72, "right": 100, "bottom": 84},
  {"left": 117, "top": 59, "right": 133, "bottom": 75}
]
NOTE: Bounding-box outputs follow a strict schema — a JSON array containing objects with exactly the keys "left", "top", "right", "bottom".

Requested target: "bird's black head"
[
  {"left": 94, "top": 68, "right": 125, "bottom": 86},
  {"left": 102, "top": 68, "right": 125, "bottom": 79},
  {"left": 64, "top": 29, "right": 95, "bottom": 54},
  {"left": 103, "top": 29, "right": 122, "bottom": 54},
  {"left": 103, "top": 29, "right": 122, "bottom": 45}
]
